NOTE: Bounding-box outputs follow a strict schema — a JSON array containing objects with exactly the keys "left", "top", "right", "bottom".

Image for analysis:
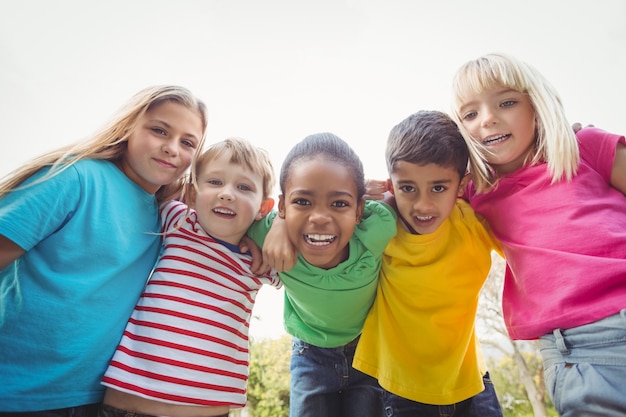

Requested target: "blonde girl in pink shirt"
[{"left": 451, "top": 53, "right": 626, "bottom": 417}]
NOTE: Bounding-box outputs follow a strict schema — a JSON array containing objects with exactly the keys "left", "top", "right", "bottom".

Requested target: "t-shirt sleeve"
[
  {"left": 159, "top": 200, "right": 190, "bottom": 232},
  {"left": 246, "top": 210, "right": 276, "bottom": 247},
  {"left": 456, "top": 199, "right": 502, "bottom": 256},
  {"left": 0, "top": 166, "right": 80, "bottom": 251},
  {"left": 354, "top": 200, "right": 397, "bottom": 256},
  {"left": 577, "top": 127, "right": 626, "bottom": 183}
]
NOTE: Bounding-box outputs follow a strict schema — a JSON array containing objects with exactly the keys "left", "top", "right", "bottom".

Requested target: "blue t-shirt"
[{"left": 0, "top": 159, "right": 161, "bottom": 411}]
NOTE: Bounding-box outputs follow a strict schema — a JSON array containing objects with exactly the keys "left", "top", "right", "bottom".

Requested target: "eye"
[
  {"left": 500, "top": 100, "right": 516, "bottom": 108},
  {"left": 331, "top": 200, "right": 349, "bottom": 208},
  {"left": 432, "top": 185, "right": 447, "bottom": 193},
  {"left": 152, "top": 127, "right": 167, "bottom": 135},
  {"left": 238, "top": 184, "right": 253, "bottom": 192},
  {"left": 462, "top": 111, "right": 477, "bottom": 121},
  {"left": 292, "top": 198, "right": 310, "bottom": 206},
  {"left": 399, "top": 185, "right": 415, "bottom": 193},
  {"left": 207, "top": 179, "right": 222, "bottom": 186},
  {"left": 181, "top": 138, "right": 197, "bottom": 148}
]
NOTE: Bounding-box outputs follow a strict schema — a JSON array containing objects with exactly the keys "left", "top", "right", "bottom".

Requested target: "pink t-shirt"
[{"left": 468, "top": 128, "right": 626, "bottom": 340}]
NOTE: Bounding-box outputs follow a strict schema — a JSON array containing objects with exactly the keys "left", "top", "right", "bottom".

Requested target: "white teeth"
[
  {"left": 213, "top": 208, "right": 235, "bottom": 216},
  {"left": 483, "top": 134, "right": 509, "bottom": 145},
  {"left": 416, "top": 216, "right": 433, "bottom": 221},
  {"left": 305, "top": 234, "right": 336, "bottom": 246}
]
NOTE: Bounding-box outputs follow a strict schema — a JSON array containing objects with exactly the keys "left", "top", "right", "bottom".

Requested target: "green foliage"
[
  {"left": 246, "top": 335, "right": 291, "bottom": 417},
  {"left": 487, "top": 353, "right": 558, "bottom": 417}
]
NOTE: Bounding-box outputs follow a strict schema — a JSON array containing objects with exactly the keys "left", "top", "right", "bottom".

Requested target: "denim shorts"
[
  {"left": 289, "top": 336, "right": 384, "bottom": 417},
  {"left": 382, "top": 372, "right": 503, "bottom": 417},
  {"left": 539, "top": 309, "right": 626, "bottom": 417}
]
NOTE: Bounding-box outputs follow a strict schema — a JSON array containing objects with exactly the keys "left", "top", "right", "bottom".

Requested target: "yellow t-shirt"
[{"left": 353, "top": 199, "right": 501, "bottom": 405}]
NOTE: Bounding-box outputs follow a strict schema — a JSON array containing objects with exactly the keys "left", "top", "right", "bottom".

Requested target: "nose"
[
  {"left": 218, "top": 185, "right": 235, "bottom": 201},
  {"left": 413, "top": 193, "right": 433, "bottom": 212},
  {"left": 162, "top": 139, "right": 179, "bottom": 156},
  {"left": 480, "top": 108, "right": 497, "bottom": 128},
  {"left": 309, "top": 206, "right": 332, "bottom": 225}
]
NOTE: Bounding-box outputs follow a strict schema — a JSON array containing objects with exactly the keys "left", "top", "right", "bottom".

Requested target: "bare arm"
[
  {"left": 610, "top": 141, "right": 626, "bottom": 195},
  {"left": 262, "top": 216, "right": 298, "bottom": 273},
  {"left": 0, "top": 235, "right": 25, "bottom": 270}
]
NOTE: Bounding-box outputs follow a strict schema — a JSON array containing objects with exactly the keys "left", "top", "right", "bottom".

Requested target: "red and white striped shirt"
[{"left": 102, "top": 200, "right": 281, "bottom": 407}]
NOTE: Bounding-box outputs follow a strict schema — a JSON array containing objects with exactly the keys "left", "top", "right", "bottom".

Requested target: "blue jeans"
[
  {"left": 0, "top": 404, "right": 100, "bottom": 417},
  {"left": 289, "top": 336, "right": 384, "bottom": 417},
  {"left": 539, "top": 309, "right": 626, "bottom": 417},
  {"left": 382, "top": 372, "right": 502, "bottom": 417}
]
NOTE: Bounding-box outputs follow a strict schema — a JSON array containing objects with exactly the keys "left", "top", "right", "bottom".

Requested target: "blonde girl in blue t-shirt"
[
  {"left": 248, "top": 132, "right": 397, "bottom": 417},
  {"left": 0, "top": 85, "right": 207, "bottom": 417}
]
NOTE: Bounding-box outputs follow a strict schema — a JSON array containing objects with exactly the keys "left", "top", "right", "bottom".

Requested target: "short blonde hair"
[
  {"left": 1, "top": 85, "right": 208, "bottom": 203},
  {"left": 185, "top": 137, "right": 275, "bottom": 203},
  {"left": 451, "top": 53, "right": 579, "bottom": 192}
]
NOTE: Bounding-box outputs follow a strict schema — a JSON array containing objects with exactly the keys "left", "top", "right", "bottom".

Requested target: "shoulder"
[
  {"left": 362, "top": 200, "right": 397, "bottom": 222},
  {"left": 354, "top": 200, "right": 397, "bottom": 253},
  {"left": 577, "top": 127, "right": 625, "bottom": 157},
  {"left": 450, "top": 198, "right": 481, "bottom": 225},
  {"left": 70, "top": 159, "right": 117, "bottom": 176},
  {"left": 451, "top": 199, "right": 499, "bottom": 249},
  {"left": 160, "top": 199, "right": 190, "bottom": 226},
  {"left": 576, "top": 127, "right": 625, "bottom": 180},
  {"left": 247, "top": 209, "right": 277, "bottom": 245},
  {"left": 358, "top": 200, "right": 397, "bottom": 236}
]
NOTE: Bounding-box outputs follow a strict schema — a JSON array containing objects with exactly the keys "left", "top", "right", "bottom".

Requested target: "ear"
[
  {"left": 386, "top": 178, "right": 395, "bottom": 195},
  {"left": 457, "top": 173, "right": 471, "bottom": 198},
  {"left": 256, "top": 198, "right": 275, "bottom": 220},
  {"left": 277, "top": 194, "right": 286, "bottom": 219},
  {"left": 355, "top": 198, "right": 366, "bottom": 224}
]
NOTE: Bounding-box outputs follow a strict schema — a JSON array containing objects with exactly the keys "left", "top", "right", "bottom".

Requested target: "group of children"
[{"left": 1, "top": 53, "right": 625, "bottom": 417}]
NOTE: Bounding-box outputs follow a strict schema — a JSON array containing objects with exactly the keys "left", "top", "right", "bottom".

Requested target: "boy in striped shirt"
[{"left": 100, "top": 138, "right": 280, "bottom": 417}]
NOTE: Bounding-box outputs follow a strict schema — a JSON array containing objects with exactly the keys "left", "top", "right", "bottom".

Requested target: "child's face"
[
  {"left": 278, "top": 157, "right": 364, "bottom": 269},
  {"left": 458, "top": 84, "right": 536, "bottom": 174},
  {"left": 122, "top": 101, "right": 204, "bottom": 193},
  {"left": 390, "top": 161, "right": 465, "bottom": 235},
  {"left": 191, "top": 151, "right": 270, "bottom": 246}
]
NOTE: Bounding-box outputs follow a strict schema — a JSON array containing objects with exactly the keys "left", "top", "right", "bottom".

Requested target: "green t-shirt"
[{"left": 248, "top": 200, "right": 397, "bottom": 348}]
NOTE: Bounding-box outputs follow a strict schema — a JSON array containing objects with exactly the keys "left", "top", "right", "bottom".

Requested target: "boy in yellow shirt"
[{"left": 353, "top": 110, "right": 504, "bottom": 417}]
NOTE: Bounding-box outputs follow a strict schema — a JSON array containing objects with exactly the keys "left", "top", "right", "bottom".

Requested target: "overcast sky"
[{"left": 2, "top": 0, "right": 625, "bottom": 339}]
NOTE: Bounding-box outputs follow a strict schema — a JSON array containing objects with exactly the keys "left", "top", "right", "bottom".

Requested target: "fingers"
[
  {"left": 365, "top": 179, "right": 388, "bottom": 200},
  {"left": 263, "top": 248, "right": 297, "bottom": 273},
  {"left": 572, "top": 122, "right": 595, "bottom": 133}
]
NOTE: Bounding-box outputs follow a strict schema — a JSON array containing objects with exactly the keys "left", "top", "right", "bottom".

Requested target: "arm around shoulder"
[{"left": 356, "top": 200, "right": 398, "bottom": 254}]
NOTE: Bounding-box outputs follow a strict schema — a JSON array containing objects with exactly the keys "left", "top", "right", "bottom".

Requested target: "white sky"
[{"left": 2, "top": 0, "right": 625, "bottom": 339}]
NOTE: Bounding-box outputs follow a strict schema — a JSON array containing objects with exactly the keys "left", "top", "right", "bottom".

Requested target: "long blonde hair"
[
  {"left": 0, "top": 85, "right": 208, "bottom": 203},
  {"left": 451, "top": 53, "right": 579, "bottom": 192}
]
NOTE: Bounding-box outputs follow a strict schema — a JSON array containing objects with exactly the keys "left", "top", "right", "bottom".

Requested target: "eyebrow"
[
  {"left": 288, "top": 189, "right": 356, "bottom": 199},
  {"left": 149, "top": 118, "right": 201, "bottom": 141},
  {"left": 460, "top": 87, "right": 520, "bottom": 108},
  {"left": 399, "top": 179, "right": 453, "bottom": 185}
]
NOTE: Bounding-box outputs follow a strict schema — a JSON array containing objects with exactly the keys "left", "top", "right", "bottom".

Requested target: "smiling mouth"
[
  {"left": 304, "top": 234, "right": 336, "bottom": 246},
  {"left": 213, "top": 208, "right": 235, "bottom": 217},
  {"left": 483, "top": 134, "right": 510, "bottom": 145},
  {"left": 154, "top": 158, "right": 176, "bottom": 169},
  {"left": 415, "top": 215, "right": 433, "bottom": 222}
]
